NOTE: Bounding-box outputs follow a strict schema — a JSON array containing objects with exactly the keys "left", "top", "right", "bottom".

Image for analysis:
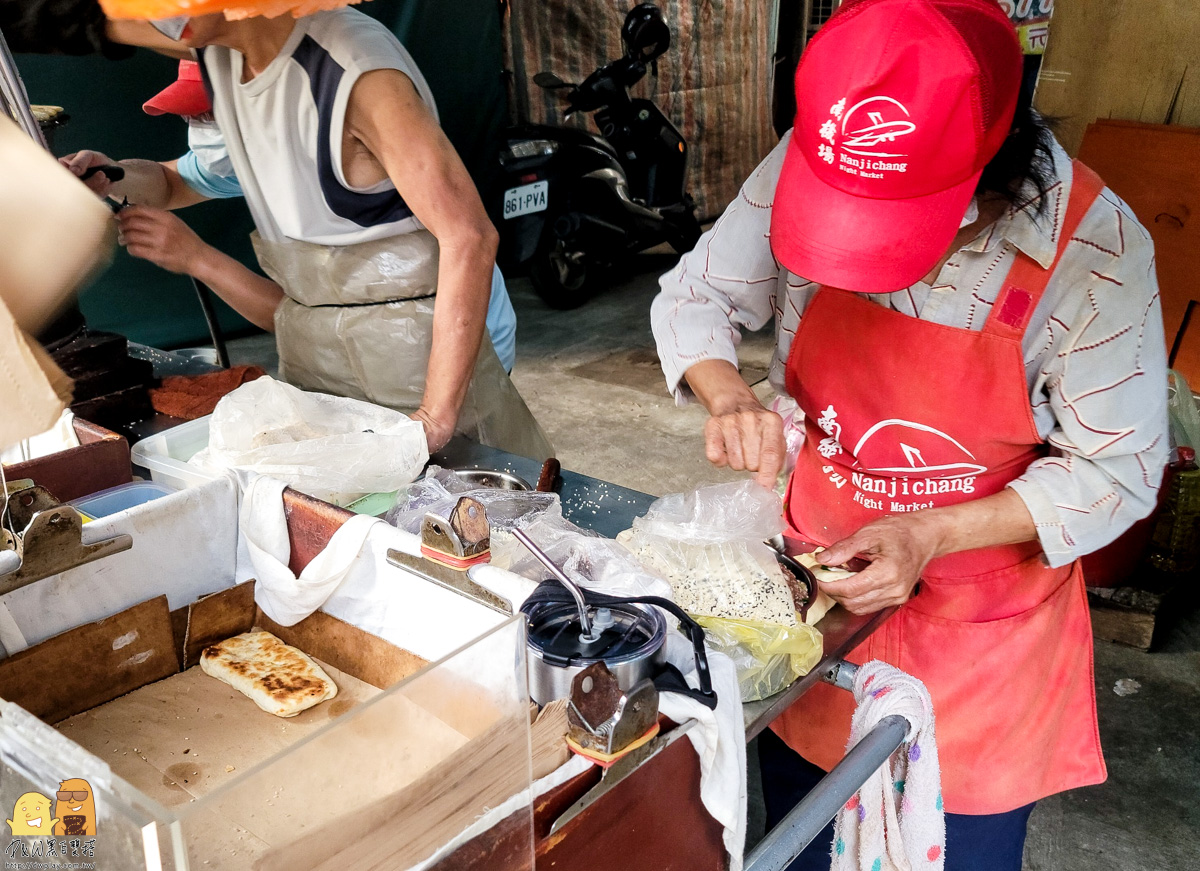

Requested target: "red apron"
[{"left": 773, "top": 163, "right": 1108, "bottom": 815}]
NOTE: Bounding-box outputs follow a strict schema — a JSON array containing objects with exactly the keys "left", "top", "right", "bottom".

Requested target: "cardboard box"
[{"left": 0, "top": 480, "right": 534, "bottom": 871}]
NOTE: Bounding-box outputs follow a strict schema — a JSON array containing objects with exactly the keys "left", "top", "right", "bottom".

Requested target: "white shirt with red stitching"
[{"left": 651, "top": 131, "right": 1170, "bottom": 567}]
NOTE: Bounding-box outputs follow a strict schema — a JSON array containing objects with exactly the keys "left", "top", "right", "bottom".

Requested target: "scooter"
[{"left": 497, "top": 3, "right": 702, "bottom": 310}]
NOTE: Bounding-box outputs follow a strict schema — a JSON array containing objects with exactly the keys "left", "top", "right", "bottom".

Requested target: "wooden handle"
[{"left": 536, "top": 457, "right": 561, "bottom": 493}]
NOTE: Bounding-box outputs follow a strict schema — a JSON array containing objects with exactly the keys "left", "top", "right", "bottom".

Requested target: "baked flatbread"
[{"left": 200, "top": 631, "right": 338, "bottom": 718}]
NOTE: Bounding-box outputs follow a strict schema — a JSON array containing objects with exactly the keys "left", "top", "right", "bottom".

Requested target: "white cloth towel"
[
  {"left": 655, "top": 633, "right": 748, "bottom": 871},
  {"left": 239, "top": 473, "right": 382, "bottom": 626},
  {"left": 831, "top": 661, "right": 944, "bottom": 871}
]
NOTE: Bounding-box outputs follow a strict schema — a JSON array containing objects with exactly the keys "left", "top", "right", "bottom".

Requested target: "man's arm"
[
  {"left": 60, "top": 152, "right": 208, "bottom": 210},
  {"left": 116, "top": 206, "right": 283, "bottom": 332},
  {"left": 344, "top": 68, "right": 498, "bottom": 452}
]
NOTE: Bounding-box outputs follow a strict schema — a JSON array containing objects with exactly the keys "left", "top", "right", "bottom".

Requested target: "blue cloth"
[
  {"left": 176, "top": 149, "right": 244, "bottom": 200},
  {"left": 757, "top": 729, "right": 1036, "bottom": 871},
  {"left": 487, "top": 265, "right": 518, "bottom": 373}
]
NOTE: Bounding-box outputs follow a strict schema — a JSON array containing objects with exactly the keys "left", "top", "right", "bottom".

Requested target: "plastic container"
[
  {"left": 1147, "top": 447, "right": 1200, "bottom": 574},
  {"left": 130, "top": 416, "right": 221, "bottom": 490},
  {"left": 69, "top": 481, "right": 178, "bottom": 520}
]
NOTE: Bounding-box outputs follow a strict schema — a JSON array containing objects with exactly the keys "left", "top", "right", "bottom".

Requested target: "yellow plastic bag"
[{"left": 696, "top": 615, "right": 823, "bottom": 702}]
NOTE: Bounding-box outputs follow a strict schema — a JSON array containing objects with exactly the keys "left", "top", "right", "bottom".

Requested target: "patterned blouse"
[{"left": 651, "top": 132, "right": 1169, "bottom": 568}]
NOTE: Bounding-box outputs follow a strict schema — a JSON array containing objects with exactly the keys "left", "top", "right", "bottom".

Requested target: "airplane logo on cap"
[{"left": 840, "top": 97, "right": 916, "bottom": 157}]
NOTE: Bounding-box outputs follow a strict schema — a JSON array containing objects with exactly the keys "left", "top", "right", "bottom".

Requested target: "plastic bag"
[
  {"left": 619, "top": 481, "right": 798, "bottom": 626},
  {"left": 191, "top": 376, "right": 428, "bottom": 505},
  {"left": 493, "top": 512, "right": 675, "bottom": 601},
  {"left": 1168, "top": 370, "right": 1200, "bottom": 450},
  {"left": 696, "top": 615, "right": 823, "bottom": 702},
  {"left": 386, "top": 465, "right": 560, "bottom": 536}
]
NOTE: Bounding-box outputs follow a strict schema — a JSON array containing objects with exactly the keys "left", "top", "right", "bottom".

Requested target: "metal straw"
[{"left": 512, "top": 527, "right": 595, "bottom": 640}]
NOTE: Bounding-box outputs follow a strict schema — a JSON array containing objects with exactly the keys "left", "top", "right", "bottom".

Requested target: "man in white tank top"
[{"left": 64, "top": 8, "right": 551, "bottom": 461}]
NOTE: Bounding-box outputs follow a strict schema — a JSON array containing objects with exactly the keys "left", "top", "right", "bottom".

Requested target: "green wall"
[{"left": 14, "top": 0, "right": 507, "bottom": 348}]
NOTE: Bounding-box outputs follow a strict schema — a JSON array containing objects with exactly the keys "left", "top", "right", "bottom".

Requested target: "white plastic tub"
[{"left": 129, "top": 415, "right": 220, "bottom": 490}]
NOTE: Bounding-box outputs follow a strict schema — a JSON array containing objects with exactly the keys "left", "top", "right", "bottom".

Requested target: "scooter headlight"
[{"left": 501, "top": 139, "right": 559, "bottom": 167}]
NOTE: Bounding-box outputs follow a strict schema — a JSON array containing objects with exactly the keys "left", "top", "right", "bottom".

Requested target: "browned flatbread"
[{"left": 200, "top": 631, "right": 337, "bottom": 718}]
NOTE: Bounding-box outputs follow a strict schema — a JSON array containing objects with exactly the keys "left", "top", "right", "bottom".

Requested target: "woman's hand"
[
  {"left": 683, "top": 359, "right": 785, "bottom": 489},
  {"left": 61, "top": 150, "right": 118, "bottom": 198},
  {"left": 815, "top": 515, "right": 941, "bottom": 615},
  {"left": 116, "top": 206, "right": 208, "bottom": 275},
  {"left": 815, "top": 489, "right": 1041, "bottom": 615},
  {"left": 412, "top": 406, "right": 456, "bottom": 454},
  {"left": 704, "top": 401, "right": 785, "bottom": 490}
]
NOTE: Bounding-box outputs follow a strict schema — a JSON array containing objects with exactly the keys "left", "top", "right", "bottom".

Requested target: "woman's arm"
[
  {"left": 117, "top": 206, "right": 283, "bottom": 332},
  {"left": 345, "top": 69, "right": 496, "bottom": 452},
  {"left": 816, "top": 490, "right": 1037, "bottom": 615},
  {"left": 651, "top": 136, "right": 793, "bottom": 486},
  {"left": 61, "top": 153, "right": 209, "bottom": 210}
]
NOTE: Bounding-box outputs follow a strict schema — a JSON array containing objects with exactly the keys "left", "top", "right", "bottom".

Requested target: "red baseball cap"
[
  {"left": 770, "top": 0, "right": 1023, "bottom": 293},
  {"left": 143, "top": 60, "right": 211, "bottom": 117}
]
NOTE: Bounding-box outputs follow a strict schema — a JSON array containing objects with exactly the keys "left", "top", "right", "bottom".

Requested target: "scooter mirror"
[
  {"left": 534, "top": 71, "right": 572, "bottom": 90},
  {"left": 622, "top": 3, "right": 670, "bottom": 62}
]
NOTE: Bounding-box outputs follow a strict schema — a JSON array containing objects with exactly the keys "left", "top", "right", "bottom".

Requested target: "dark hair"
[
  {"left": 0, "top": 0, "right": 134, "bottom": 60},
  {"left": 976, "top": 81, "right": 1058, "bottom": 217}
]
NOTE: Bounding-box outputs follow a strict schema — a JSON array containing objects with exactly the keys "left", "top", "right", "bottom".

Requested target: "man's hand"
[
  {"left": 412, "top": 406, "right": 455, "bottom": 454},
  {"left": 61, "top": 150, "right": 119, "bottom": 197},
  {"left": 816, "top": 515, "right": 940, "bottom": 615},
  {"left": 117, "top": 206, "right": 209, "bottom": 274}
]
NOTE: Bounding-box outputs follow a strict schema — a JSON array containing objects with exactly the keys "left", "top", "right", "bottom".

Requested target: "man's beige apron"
[{"left": 252, "top": 229, "right": 554, "bottom": 462}]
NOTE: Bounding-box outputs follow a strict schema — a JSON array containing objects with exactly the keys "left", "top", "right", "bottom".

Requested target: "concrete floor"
[{"left": 227, "top": 254, "right": 1200, "bottom": 871}]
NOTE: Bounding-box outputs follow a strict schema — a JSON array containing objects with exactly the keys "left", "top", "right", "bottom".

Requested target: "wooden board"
[
  {"left": 0, "top": 595, "right": 177, "bottom": 723},
  {"left": 1035, "top": 1, "right": 1200, "bottom": 155},
  {"left": 1088, "top": 569, "right": 1198, "bottom": 650},
  {"left": 55, "top": 659, "right": 381, "bottom": 809},
  {"left": 256, "top": 607, "right": 427, "bottom": 691},
  {"left": 182, "top": 581, "right": 257, "bottom": 669},
  {"left": 1076, "top": 119, "right": 1200, "bottom": 383}
]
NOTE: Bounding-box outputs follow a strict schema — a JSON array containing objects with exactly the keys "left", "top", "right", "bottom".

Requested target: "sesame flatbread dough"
[
  {"left": 200, "top": 631, "right": 338, "bottom": 718},
  {"left": 626, "top": 541, "right": 800, "bottom": 627},
  {"left": 795, "top": 551, "right": 853, "bottom": 625}
]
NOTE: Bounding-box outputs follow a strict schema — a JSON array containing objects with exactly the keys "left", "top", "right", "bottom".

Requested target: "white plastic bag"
[
  {"left": 192, "top": 376, "right": 429, "bottom": 504},
  {"left": 386, "top": 465, "right": 559, "bottom": 535},
  {"left": 619, "top": 481, "right": 795, "bottom": 625}
]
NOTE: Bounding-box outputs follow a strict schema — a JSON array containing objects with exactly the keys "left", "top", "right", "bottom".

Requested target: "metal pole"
[
  {"left": 190, "top": 277, "right": 231, "bottom": 369},
  {"left": 745, "top": 713, "right": 910, "bottom": 871},
  {"left": 0, "top": 27, "right": 49, "bottom": 149}
]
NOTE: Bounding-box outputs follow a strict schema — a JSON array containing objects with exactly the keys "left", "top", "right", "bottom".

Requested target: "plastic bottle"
[{"left": 1147, "top": 446, "right": 1200, "bottom": 573}]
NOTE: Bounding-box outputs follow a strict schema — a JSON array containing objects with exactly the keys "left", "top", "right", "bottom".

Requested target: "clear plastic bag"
[
  {"left": 619, "top": 481, "right": 824, "bottom": 702},
  {"left": 695, "top": 615, "right": 823, "bottom": 702},
  {"left": 619, "top": 481, "right": 798, "bottom": 627},
  {"left": 386, "top": 465, "right": 560, "bottom": 536},
  {"left": 1168, "top": 369, "right": 1200, "bottom": 450},
  {"left": 191, "top": 376, "right": 429, "bottom": 505},
  {"left": 494, "top": 512, "right": 675, "bottom": 601}
]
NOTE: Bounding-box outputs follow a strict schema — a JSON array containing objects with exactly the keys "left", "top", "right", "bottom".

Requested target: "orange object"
[
  {"left": 1078, "top": 120, "right": 1200, "bottom": 385},
  {"left": 148, "top": 364, "right": 265, "bottom": 420},
  {"left": 99, "top": 0, "right": 367, "bottom": 21},
  {"left": 565, "top": 722, "right": 661, "bottom": 769},
  {"left": 417, "top": 544, "right": 491, "bottom": 571},
  {"left": 774, "top": 163, "right": 1109, "bottom": 815}
]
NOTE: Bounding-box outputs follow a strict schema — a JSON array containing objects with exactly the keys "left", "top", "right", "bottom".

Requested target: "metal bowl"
[{"left": 452, "top": 468, "right": 533, "bottom": 491}]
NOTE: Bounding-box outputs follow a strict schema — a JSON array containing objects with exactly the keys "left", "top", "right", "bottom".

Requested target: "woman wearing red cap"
[{"left": 653, "top": 0, "right": 1167, "bottom": 868}]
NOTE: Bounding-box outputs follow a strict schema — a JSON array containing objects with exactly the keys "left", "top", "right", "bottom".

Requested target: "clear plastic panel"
[
  {"left": 0, "top": 616, "right": 534, "bottom": 871},
  {"left": 0, "top": 701, "right": 185, "bottom": 870}
]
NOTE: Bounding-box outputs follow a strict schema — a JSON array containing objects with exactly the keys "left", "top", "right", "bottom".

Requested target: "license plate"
[{"left": 503, "top": 181, "right": 548, "bottom": 219}]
